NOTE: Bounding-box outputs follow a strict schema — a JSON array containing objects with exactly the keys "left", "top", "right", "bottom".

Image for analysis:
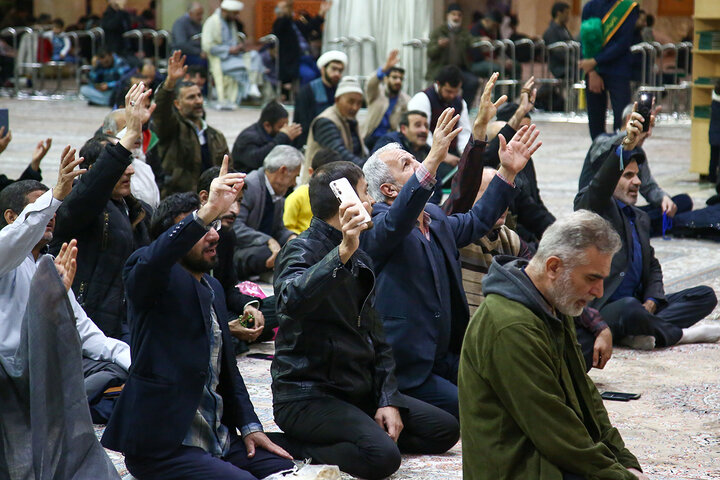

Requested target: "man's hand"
[
  {"left": 497, "top": 124, "right": 542, "bottom": 184},
  {"left": 229, "top": 44, "right": 244, "bottom": 55},
  {"left": 587, "top": 71, "right": 604, "bottom": 94},
  {"left": 0, "top": 126, "right": 12, "bottom": 154},
  {"left": 164, "top": 50, "right": 187, "bottom": 90},
  {"left": 374, "top": 406, "right": 404, "bottom": 442},
  {"left": 279, "top": 123, "right": 302, "bottom": 141},
  {"left": 53, "top": 145, "right": 86, "bottom": 201},
  {"left": 228, "top": 317, "right": 264, "bottom": 342},
  {"left": 506, "top": 76, "right": 537, "bottom": 130},
  {"left": 424, "top": 107, "right": 462, "bottom": 175},
  {"left": 265, "top": 237, "right": 281, "bottom": 269},
  {"left": 578, "top": 58, "right": 597, "bottom": 74},
  {"left": 54, "top": 239, "right": 78, "bottom": 292},
  {"left": 121, "top": 82, "right": 156, "bottom": 151},
  {"left": 198, "top": 155, "right": 246, "bottom": 224},
  {"left": 383, "top": 49, "right": 400, "bottom": 72},
  {"left": 593, "top": 327, "right": 613, "bottom": 369},
  {"left": 474, "top": 72, "right": 507, "bottom": 140},
  {"left": 319, "top": 1, "right": 332, "bottom": 16},
  {"left": 437, "top": 37, "right": 450, "bottom": 48},
  {"left": 244, "top": 432, "right": 293, "bottom": 460},
  {"left": 627, "top": 468, "right": 650, "bottom": 480},
  {"left": 623, "top": 107, "right": 644, "bottom": 151},
  {"left": 642, "top": 299, "right": 657, "bottom": 315},
  {"left": 661, "top": 195, "right": 677, "bottom": 217},
  {"left": 31, "top": 138, "right": 52, "bottom": 171},
  {"left": 338, "top": 201, "right": 371, "bottom": 264},
  {"left": 96, "top": 82, "right": 109, "bottom": 92}
]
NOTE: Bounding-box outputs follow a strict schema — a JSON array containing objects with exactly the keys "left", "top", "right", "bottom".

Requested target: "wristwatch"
[{"left": 621, "top": 136, "right": 633, "bottom": 148}]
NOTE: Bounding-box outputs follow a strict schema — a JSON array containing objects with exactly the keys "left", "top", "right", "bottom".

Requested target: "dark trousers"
[
  {"left": 638, "top": 193, "right": 693, "bottom": 237},
  {"left": 125, "top": 433, "right": 295, "bottom": 480},
  {"left": 272, "top": 394, "right": 459, "bottom": 480},
  {"left": 586, "top": 73, "right": 631, "bottom": 140},
  {"left": 710, "top": 144, "right": 719, "bottom": 185},
  {"left": 600, "top": 286, "right": 717, "bottom": 347},
  {"left": 403, "top": 352, "right": 459, "bottom": 418}
]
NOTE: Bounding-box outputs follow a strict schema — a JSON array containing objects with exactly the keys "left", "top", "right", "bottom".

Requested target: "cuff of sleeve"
[
  {"left": 243, "top": 299, "right": 261, "bottom": 310},
  {"left": 415, "top": 165, "right": 437, "bottom": 190},
  {"left": 377, "top": 67, "right": 386, "bottom": 79},
  {"left": 645, "top": 297, "right": 657, "bottom": 304},
  {"left": 240, "top": 423, "right": 264, "bottom": 438},
  {"left": 495, "top": 171, "right": 515, "bottom": 188}
]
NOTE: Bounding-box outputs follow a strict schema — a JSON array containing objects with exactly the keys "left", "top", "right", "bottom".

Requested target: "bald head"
[{"left": 188, "top": 2, "right": 204, "bottom": 23}]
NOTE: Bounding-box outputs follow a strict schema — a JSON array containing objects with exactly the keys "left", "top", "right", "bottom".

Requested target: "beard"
[
  {"left": 548, "top": 268, "right": 586, "bottom": 317},
  {"left": 180, "top": 251, "right": 218, "bottom": 275}
]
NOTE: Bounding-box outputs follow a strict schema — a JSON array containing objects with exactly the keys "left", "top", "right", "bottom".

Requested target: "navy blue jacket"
[
  {"left": 359, "top": 173, "right": 515, "bottom": 390},
  {"left": 582, "top": 0, "right": 638, "bottom": 79},
  {"left": 102, "top": 214, "right": 260, "bottom": 457}
]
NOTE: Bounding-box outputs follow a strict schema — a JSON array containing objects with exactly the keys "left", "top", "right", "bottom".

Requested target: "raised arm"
[{"left": 153, "top": 51, "right": 186, "bottom": 141}]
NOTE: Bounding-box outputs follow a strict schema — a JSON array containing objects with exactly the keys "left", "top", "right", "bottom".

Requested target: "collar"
[
  {"left": 310, "top": 216, "right": 343, "bottom": 245},
  {"left": 263, "top": 172, "right": 282, "bottom": 201},
  {"left": 416, "top": 210, "right": 432, "bottom": 240}
]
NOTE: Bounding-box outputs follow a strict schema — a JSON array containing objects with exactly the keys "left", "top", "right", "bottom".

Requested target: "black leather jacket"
[{"left": 271, "top": 217, "right": 405, "bottom": 410}]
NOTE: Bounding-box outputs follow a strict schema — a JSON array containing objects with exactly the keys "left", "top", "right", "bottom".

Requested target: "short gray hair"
[
  {"left": 363, "top": 142, "right": 403, "bottom": 203},
  {"left": 101, "top": 110, "right": 123, "bottom": 136},
  {"left": 528, "top": 210, "right": 621, "bottom": 271},
  {"left": 263, "top": 145, "right": 304, "bottom": 172}
]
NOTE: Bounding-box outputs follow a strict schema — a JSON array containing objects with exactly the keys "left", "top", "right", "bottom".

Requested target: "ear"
[
  {"left": 173, "top": 98, "right": 181, "bottom": 110},
  {"left": 308, "top": 167, "right": 314, "bottom": 176},
  {"left": 545, "top": 256, "right": 563, "bottom": 281},
  {"left": 278, "top": 165, "right": 288, "bottom": 175},
  {"left": 198, "top": 190, "right": 209, "bottom": 205},
  {"left": 379, "top": 183, "right": 398, "bottom": 199},
  {"left": 3, "top": 209, "right": 17, "bottom": 226},
  {"left": 262, "top": 121, "right": 272, "bottom": 132}
]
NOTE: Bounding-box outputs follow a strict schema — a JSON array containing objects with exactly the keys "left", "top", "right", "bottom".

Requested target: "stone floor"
[{"left": 2, "top": 97, "right": 720, "bottom": 479}]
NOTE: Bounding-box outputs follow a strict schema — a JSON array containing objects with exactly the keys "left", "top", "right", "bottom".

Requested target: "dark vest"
[{"left": 424, "top": 86, "right": 463, "bottom": 154}]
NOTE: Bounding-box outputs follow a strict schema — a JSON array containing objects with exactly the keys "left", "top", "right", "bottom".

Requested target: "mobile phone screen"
[{"left": 0, "top": 109, "right": 8, "bottom": 133}]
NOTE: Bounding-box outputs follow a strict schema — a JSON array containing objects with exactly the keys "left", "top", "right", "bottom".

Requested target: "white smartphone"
[{"left": 329, "top": 177, "right": 372, "bottom": 226}]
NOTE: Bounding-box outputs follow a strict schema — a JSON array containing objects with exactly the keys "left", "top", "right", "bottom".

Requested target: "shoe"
[
  {"left": 247, "top": 83, "right": 262, "bottom": 99},
  {"left": 619, "top": 335, "right": 656, "bottom": 350}
]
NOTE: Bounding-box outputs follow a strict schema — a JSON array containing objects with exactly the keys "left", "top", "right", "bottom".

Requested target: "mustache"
[{"left": 203, "top": 240, "right": 219, "bottom": 252}]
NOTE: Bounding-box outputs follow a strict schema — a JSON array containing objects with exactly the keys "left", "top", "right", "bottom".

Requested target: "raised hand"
[
  {"left": 424, "top": 107, "right": 462, "bottom": 174},
  {"left": 31, "top": 137, "right": 52, "bottom": 170},
  {"left": 518, "top": 76, "right": 536, "bottom": 116},
  {"left": 383, "top": 49, "right": 400, "bottom": 72},
  {"left": 474, "top": 72, "right": 507, "bottom": 139},
  {"left": 279, "top": 122, "right": 302, "bottom": 141},
  {"left": 54, "top": 239, "right": 78, "bottom": 292},
  {"left": 198, "top": 155, "right": 246, "bottom": 224},
  {"left": 0, "top": 126, "right": 12, "bottom": 154},
  {"left": 497, "top": 124, "right": 542, "bottom": 183},
  {"left": 338, "top": 201, "right": 371, "bottom": 264},
  {"left": 622, "top": 104, "right": 644, "bottom": 151},
  {"left": 53, "top": 145, "right": 86, "bottom": 201},
  {"left": 121, "top": 82, "right": 156, "bottom": 151},
  {"left": 165, "top": 50, "right": 187, "bottom": 89}
]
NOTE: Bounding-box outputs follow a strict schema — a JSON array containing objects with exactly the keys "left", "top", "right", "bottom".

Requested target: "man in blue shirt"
[
  {"left": 579, "top": 0, "right": 638, "bottom": 139},
  {"left": 575, "top": 110, "right": 720, "bottom": 350}
]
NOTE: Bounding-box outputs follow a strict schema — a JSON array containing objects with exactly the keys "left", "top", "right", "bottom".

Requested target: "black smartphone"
[
  {"left": 0, "top": 108, "right": 8, "bottom": 134},
  {"left": 601, "top": 391, "right": 641, "bottom": 401},
  {"left": 637, "top": 93, "right": 653, "bottom": 132}
]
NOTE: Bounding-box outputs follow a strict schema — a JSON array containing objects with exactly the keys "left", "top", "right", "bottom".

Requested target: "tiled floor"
[{"left": 2, "top": 96, "right": 720, "bottom": 479}]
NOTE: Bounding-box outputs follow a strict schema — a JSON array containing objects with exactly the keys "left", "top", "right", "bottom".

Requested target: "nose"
[
  {"left": 589, "top": 279, "right": 604, "bottom": 299},
  {"left": 206, "top": 227, "right": 220, "bottom": 242}
]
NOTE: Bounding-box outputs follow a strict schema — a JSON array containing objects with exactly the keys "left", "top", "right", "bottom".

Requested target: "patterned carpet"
[{"left": 0, "top": 98, "right": 717, "bottom": 479}]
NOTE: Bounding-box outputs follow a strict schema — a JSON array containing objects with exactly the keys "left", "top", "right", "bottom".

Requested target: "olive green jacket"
[
  {"left": 153, "top": 84, "right": 229, "bottom": 197},
  {"left": 458, "top": 256, "right": 641, "bottom": 480},
  {"left": 426, "top": 24, "right": 475, "bottom": 81}
]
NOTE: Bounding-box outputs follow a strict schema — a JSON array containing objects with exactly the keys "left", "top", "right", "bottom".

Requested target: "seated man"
[
  {"left": 231, "top": 101, "right": 302, "bottom": 173},
  {"left": 154, "top": 51, "right": 230, "bottom": 196},
  {"left": 201, "top": 0, "right": 264, "bottom": 105},
  {"left": 542, "top": 2, "right": 574, "bottom": 80},
  {"left": 101, "top": 157, "right": 294, "bottom": 479},
  {"left": 0, "top": 128, "right": 51, "bottom": 193},
  {"left": 407, "top": 65, "right": 472, "bottom": 190},
  {"left": 361, "top": 49, "right": 410, "bottom": 152},
  {"left": 482, "top": 88, "right": 556, "bottom": 244},
  {"left": 80, "top": 48, "right": 131, "bottom": 106},
  {"left": 272, "top": 160, "right": 459, "bottom": 480},
  {"left": 283, "top": 148, "right": 340, "bottom": 234},
  {"left": 303, "top": 76, "right": 366, "bottom": 182},
  {"left": 196, "top": 167, "right": 276, "bottom": 351},
  {"left": 579, "top": 102, "right": 692, "bottom": 237},
  {"left": 575, "top": 109, "right": 719, "bottom": 350},
  {"left": 233, "top": 145, "right": 300, "bottom": 281},
  {"left": 0, "top": 151, "right": 130, "bottom": 423},
  {"left": 50, "top": 87, "right": 155, "bottom": 343},
  {"left": 293, "top": 50, "right": 347, "bottom": 147},
  {"left": 171, "top": 2, "right": 207, "bottom": 68},
  {"left": 459, "top": 210, "right": 649, "bottom": 480},
  {"left": 359, "top": 96, "right": 541, "bottom": 418},
  {"left": 426, "top": 3, "right": 479, "bottom": 107}
]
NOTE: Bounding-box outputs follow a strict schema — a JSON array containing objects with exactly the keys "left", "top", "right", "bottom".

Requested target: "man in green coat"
[
  {"left": 459, "top": 210, "right": 648, "bottom": 480},
  {"left": 426, "top": 3, "right": 479, "bottom": 106}
]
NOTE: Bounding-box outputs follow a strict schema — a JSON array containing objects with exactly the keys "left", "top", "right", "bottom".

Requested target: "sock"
[
  {"left": 678, "top": 324, "right": 720, "bottom": 344},
  {"left": 619, "top": 335, "right": 656, "bottom": 350}
]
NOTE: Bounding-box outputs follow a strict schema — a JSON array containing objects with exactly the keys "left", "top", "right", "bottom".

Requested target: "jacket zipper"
[
  {"left": 77, "top": 281, "right": 88, "bottom": 304},
  {"left": 101, "top": 211, "right": 110, "bottom": 250},
  {"left": 357, "top": 260, "right": 376, "bottom": 328}
]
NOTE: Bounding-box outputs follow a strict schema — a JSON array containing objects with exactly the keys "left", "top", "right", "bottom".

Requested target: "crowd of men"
[{"left": 1, "top": 1, "right": 719, "bottom": 479}]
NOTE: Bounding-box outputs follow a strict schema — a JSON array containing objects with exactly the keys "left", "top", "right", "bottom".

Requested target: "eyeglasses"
[{"left": 209, "top": 219, "right": 222, "bottom": 231}]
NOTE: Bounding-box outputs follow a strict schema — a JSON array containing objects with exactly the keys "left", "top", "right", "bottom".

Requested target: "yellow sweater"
[{"left": 283, "top": 184, "right": 312, "bottom": 234}]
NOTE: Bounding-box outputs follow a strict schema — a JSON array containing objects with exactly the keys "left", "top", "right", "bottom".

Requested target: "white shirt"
[
  {"left": 0, "top": 189, "right": 130, "bottom": 369},
  {"left": 407, "top": 86, "right": 472, "bottom": 153},
  {"left": 131, "top": 157, "right": 160, "bottom": 209}
]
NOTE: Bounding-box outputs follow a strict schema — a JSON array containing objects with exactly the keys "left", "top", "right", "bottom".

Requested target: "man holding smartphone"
[{"left": 271, "top": 160, "right": 459, "bottom": 479}]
